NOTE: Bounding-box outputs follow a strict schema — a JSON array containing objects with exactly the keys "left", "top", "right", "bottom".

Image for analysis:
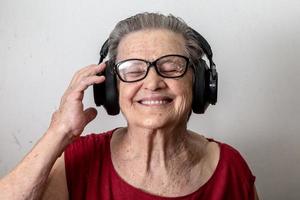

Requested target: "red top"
[{"left": 65, "top": 129, "right": 256, "bottom": 200}]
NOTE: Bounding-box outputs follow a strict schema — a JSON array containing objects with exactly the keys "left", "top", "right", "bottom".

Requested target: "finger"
[
  {"left": 70, "top": 63, "right": 106, "bottom": 86},
  {"left": 69, "top": 64, "right": 97, "bottom": 86},
  {"left": 73, "top": 75, "right": 105, "bottom": 93},
  {"left": 75, "top": 63, "right": 104, "bottom": 77},
  {"left": 61, "top": 75, "right": 105, "bottom": 105},
  {"left": 84, "top": 107, "right": 98, "bottom": 125},
  {"left": 79, "top": 62, "right": 106, "bottom": 77},
  {"left": 61, "top": 63, "right": 107, "bottom": 105}
]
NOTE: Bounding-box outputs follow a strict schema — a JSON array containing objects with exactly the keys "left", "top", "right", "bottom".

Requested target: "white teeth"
[{"left": 140, "top": 100, "right": 168, "bottom": 105}]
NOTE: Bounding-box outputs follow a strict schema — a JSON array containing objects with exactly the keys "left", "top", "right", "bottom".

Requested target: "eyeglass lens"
[{"left": 116, "top": 55, "right": 188, "bottom": 82}]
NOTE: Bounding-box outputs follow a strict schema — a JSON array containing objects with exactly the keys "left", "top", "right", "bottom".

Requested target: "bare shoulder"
[
  {"left": 188, "top": 131, "right": 259, "bottom": 199},
  {"left": 188, "top": 130, "right": 220, "bottom": 172},
  {"left": 41, "top": 153, "right": 68, "bottom": 200}
]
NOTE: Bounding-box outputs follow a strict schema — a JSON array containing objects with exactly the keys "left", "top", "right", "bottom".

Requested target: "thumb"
[{"left": 84, "top": 107, "right": 98, "bottom": 125}]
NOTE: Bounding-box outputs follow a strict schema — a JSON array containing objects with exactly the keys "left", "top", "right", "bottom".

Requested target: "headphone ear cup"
[
  {"left": 103, "top": 62, "right": 120, "bottom": 115},
  {"left": 208, "top": 70, "right": 218, "bottom": 105},
  {"left": 192, "top": 59, "right": 210, "bottom": 114},
  {"left": 93, "top": 61, "right": 120, "bottom": 115},
  {"left": 93, "top": 74, "right": 106, "bottom": 107}
]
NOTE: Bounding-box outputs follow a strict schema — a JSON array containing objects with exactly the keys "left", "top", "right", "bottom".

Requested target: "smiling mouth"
[{"left": 138, "top": 98, "right": 173, "bottom": 106}]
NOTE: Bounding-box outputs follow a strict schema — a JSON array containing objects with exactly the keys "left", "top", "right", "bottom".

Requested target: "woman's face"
[{"left": 116, "top": 29, "right": 194, "bottom": 129}]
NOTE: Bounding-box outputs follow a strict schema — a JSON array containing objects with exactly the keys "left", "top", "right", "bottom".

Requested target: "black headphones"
[{"left": 93, "top": 28, "right": 218, "bottom": 115}]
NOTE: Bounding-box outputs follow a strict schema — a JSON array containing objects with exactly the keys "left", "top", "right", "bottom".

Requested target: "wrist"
[{"left": 45, "top": 126, "right": 74, "bottom": 151}]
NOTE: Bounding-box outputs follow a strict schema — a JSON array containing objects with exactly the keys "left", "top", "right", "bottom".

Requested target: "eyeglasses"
[{"left": 114, "top": 54, "right": 190, "bottom": 83}]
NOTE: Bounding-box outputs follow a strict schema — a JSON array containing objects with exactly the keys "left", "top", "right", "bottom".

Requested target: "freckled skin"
[
  {"left": 117, "top": 29, "right": 194, "bottom": 130},
  {"left": 110, "top": 29, "right": 222, "bottom": 197}
]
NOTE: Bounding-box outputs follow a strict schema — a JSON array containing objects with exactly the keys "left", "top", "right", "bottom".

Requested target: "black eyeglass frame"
[{"left": 114, "top": 54, "right": 190, "bottom": 83}]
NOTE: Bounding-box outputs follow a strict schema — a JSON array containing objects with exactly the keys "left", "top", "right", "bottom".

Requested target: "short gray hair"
[{"left": 108, "top": 12, "right": 204, "bottom": 67}]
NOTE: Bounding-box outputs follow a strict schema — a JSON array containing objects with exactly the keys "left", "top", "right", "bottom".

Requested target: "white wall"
[{"left": 0, "top": 0, "right": 299, "bottom": 199}]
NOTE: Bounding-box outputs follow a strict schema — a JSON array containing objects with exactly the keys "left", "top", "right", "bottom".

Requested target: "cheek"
[
  {"left": 181, "top": 72, "right": 194, "bottom": 100},
  {"left": 172, "top": 79, "right": 194, "bottom": 114},
  {"left": 118, "top": 82, "right": 141, "bottom": 107},
  {"left": 177, "top": 87, "right": 193, "bottom": 112},
  {"left": 118, "top": 85, "right": 133, "bottom": 118}
]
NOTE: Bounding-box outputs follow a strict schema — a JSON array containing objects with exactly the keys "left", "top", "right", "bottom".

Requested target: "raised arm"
[{"left": 0, "top": 63, "right": 106, "bottom": 200}]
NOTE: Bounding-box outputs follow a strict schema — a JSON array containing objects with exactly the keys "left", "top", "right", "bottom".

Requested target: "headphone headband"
[
  {"left": 99, "top": 29, "right": 216, "bottom": 78},
  {"left": 94, "top": 28, "right": 218, "bottom": 115},
  {"left": 99, "top": 39, "right": 109, "bottom": 64}
]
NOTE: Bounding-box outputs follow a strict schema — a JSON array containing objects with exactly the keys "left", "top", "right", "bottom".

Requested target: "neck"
[{"left": 112, "top": 123, "right": 201, "bottom": 176}]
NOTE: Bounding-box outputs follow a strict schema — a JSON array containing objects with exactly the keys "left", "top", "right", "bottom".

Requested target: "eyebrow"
[{"left": 116, "top": 54, "right": 188, "bottom": 64}]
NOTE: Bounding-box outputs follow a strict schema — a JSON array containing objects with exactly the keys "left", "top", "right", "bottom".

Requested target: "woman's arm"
[
  {"left": 0, "top": 63, "right": 106, "bottom": 200},
  {"left": 0, "top": 128, "right": 69, "bottom": 200},
  {"left": 41, "top": 154, "right": 68, "bottom": 200}
]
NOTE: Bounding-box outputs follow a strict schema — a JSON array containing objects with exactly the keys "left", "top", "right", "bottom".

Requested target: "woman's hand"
[
  {"left": 49, "top": 63, "right": 106, "bottom": 142},
  {"left": 0, "top": 63, "right": 106, "bottom": 200}
]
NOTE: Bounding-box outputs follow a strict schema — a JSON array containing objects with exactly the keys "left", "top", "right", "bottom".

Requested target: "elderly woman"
[{"left": 0, "top": 13, "right": 259, "bottom": 199}]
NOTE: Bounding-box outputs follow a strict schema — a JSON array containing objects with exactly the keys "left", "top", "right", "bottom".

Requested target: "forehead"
[{"left": 116, "top": 29, "right": 186, "bottom": 62}]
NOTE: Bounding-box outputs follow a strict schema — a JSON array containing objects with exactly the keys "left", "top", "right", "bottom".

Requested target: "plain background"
[{"left": 0, "top": 0, "right": 299, "bottom": 199}]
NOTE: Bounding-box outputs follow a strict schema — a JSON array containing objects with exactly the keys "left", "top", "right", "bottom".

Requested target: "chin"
[
  {"left": 141, "top": 119, "right": 167, "bottom": 129},
  {"left": 131, "top": 114, "right": 180, "bottom": 130},
  {"left": 121, "top": 102, "right": 190, "bottom": 130}
]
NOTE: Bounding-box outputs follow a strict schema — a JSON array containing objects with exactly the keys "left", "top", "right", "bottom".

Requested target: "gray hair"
[{"left": 108, "top": 12, "right": 204, "bottom": 67}]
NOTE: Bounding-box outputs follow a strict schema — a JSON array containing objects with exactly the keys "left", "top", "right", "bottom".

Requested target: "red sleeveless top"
[{"left": 65, "top": 129, "right": 256, "bottom": 200}]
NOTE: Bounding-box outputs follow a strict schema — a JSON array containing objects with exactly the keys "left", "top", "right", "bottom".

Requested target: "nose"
[{"left": 142, "top": 67, "right": 166, "bottom": 91}]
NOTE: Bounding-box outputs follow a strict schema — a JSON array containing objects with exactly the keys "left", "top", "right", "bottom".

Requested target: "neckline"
[{"left": 107, "top": 129, "right": 223, "bottom": 199}]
